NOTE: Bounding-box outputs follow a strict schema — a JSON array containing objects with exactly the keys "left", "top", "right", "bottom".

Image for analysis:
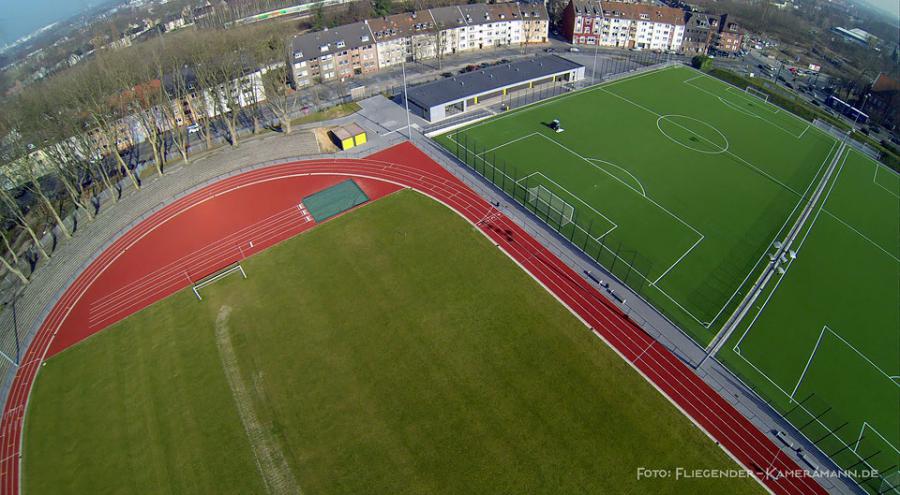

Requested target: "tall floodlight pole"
[
  {"left": 402, "top": 58, "right": 412, "bottom": 141},
  {"left": 591, "top": 41, "right": 600, "bottom": 83}
]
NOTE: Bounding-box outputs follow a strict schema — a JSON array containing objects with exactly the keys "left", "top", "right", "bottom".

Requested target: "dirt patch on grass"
[{"left": 215, "top": 305, "right": 301, "bottom": 495}]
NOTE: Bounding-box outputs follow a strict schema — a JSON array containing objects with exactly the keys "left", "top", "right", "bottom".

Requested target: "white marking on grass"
[
  {"left": 682, "top": 76, "right": 806, "bottom": 139},
  {"left": 476, "top": 132, "right": 540, "bottom": 156},
  {"left": 873, "top": 163, "right": 900, "bottom": 200},
  {"left": 821, "top": 209, "right": 900, "bottom": 263},
  {"left": 215, "top": 306, "right": 302, "bottom": 495},
  {"left": 449, "top": 132, "right": 710, "bottom": 328},
  {"left": 517, "top": 171, "right": 619, "bottom": 240},
  {"left": 789, "top": 325, "right": 828, "bottom": 400},
  {"left": 706, "top": 141, "right": 838, "bottom": 330},
  {"left": 583, "top": 158, "right": 647, "bottom": 197},
  {"left": 853, "top": 422, "right": 900, "bottom": 455},
  {"left": 652, "top": 234, "right": 705, "bottom": 285},
  {"left": 656, "top": 114, "right": 729, "bottom": 154}
]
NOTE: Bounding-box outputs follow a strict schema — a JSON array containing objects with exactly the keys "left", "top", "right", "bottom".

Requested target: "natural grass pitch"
[{"left": 24, "top": 191, "right": 761, "bottom": 494}]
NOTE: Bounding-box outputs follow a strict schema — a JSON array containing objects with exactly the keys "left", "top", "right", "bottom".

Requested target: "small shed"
[
  {"left": 346, "top": 123, "right": 367, "bottom": 146},
  {"left": 331, "top": 127, "right": 355, "bottom": 150}
]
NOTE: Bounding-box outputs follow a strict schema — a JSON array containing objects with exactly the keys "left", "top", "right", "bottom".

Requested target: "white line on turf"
[
  {"left": 854, "top": 422, "right": 900, "bottom": 455},
  {"left": 789, "top": 325, "right": 828, "bottom": 400},
  {"left": 583, "top": 158, "right": 647, "bottom": 197},
  {"left": 682, "top": 77, "right": 806, "bottom": 139},
  {"left": 873, "top": 162, "right": 900, "bottom": 200},
  {"left": 821, "top": 209, "right": 900, "bottom": 263},
  {"left": 477, "top": 132, "right": 540, "bottom": 156},
  {"left": 652, "top": 234, "right": 705, "bottom": 286},
  {"left": 448, "top": 132, "right": 710, "bottom": 328},
  {"left": 704, "top": 141, "right": 837, "bottom": 330}
]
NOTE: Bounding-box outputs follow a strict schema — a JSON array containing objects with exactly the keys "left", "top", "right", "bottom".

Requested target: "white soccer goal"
[
  {"left": 192, "top": 264, "right": 247, "bottom": 300},
  {"left": 745, "top": 86, "right": 770, "bottom": 103},
  {"left": 527, "top": 184, "right": 575, "bottom": 227}
]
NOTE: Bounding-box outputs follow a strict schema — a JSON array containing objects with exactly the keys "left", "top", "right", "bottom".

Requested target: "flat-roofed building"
[{"left": 404, "top": 55, "right": 584, "bottom": 122}]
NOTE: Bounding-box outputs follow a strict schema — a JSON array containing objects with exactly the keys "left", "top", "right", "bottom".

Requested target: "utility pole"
[{"left": 401, "top": 58, "right": 412, "bottom": 140}]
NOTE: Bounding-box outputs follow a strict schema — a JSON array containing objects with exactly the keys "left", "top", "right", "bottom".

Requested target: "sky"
[{"left": 0, "top": 0, "right": 105, "bottom": 45}]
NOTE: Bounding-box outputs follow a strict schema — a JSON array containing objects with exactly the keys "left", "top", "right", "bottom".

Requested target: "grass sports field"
[
  {"left": 437, "top": 65, "right": 838, "bottom": 345},
  {"left": 24, "top": 191, "right": 761, "bottom": 494},
  {"left": 435, "top": 65, "right": 899, "bottom": 491},
  {"left": 720, "top": 148, "right": 899, "bottom": 492}
]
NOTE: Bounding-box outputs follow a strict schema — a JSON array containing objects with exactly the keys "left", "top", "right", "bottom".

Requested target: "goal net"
[
  {"left": 527, "top": 184, "right": 575, "bottom": 227},
  {"left": 745, "top": 86, "right": 770, "bottom": 103}
]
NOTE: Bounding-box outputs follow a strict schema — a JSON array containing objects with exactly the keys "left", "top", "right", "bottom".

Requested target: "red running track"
[{"left": 0, "top": 142, "right": 826, "bottom": 494}]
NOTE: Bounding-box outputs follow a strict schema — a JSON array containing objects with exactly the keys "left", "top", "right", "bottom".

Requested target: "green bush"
[{"left": 691, "top": 55, "right": 712, "bottom": 71}]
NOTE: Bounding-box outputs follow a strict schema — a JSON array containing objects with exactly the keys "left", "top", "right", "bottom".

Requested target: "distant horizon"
[{"left": 0, "top": 0, "right": 110, "bottom": 46}]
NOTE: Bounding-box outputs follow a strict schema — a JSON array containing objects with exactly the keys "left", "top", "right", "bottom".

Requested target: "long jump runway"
[{"left": 0, "top": 142, "right": 826, "bottom": 495}]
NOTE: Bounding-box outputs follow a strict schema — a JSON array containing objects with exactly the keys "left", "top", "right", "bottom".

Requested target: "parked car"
[
  {"left": 441, "top": 72, "right": 453, "bottom": 78},
  {"left": 568, "top": 47, "right": 579, "bottom": 52},
  {"left": 544, "top": 47, "right": 555, "bottom": 53}
]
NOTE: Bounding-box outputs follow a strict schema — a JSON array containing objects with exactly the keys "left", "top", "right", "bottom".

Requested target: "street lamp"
[{"left": 401, "top": 58, "right": 412, "bottom": 141}]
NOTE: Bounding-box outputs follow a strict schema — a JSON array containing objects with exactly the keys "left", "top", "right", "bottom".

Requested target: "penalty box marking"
[
  {"left": 681, "top": 75, "right": 809, "bottom": 141},
  {"left": 473, "top": 130, "right": 709, "bottom": 326}
]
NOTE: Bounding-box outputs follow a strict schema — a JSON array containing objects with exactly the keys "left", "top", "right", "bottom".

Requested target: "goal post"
[
  {"left": 745, "top": 86, "right": 770, "bottom": 103},
  {"left": 527, "top": 184, "right": 575, "bottom": 227},
  {"left": 192, "top": 264, "right": 247, "bottom": 300}
]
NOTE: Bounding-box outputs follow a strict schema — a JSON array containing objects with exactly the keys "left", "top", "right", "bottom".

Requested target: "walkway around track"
[{"left": 0, "top": 142, "right": 827, "bottom": 495}]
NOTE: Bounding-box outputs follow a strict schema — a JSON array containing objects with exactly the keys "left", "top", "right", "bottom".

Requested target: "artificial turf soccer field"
[
  {"left": 719, "top": 148, "right": 899, "bottom": 490},
  {"left": 436, "top": 65, "right": 899, "bottom": 489},
  {"left": 24, "top": 191, "right": 761, "bottom": 494}
]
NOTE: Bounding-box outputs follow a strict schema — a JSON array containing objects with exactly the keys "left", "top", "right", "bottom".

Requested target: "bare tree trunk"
[
  {"left": 0, "top": 230, "right": 19, "bottom": 265},
  {"left": 0, "top": 255, "right": 28, "bottom": 285},
  {"left": 30, "top": 179, "right": 71, "bottom": 239}
]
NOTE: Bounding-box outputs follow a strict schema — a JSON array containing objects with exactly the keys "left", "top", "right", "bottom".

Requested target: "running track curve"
[{"left": 0, "top": 142, "right": 826, "bottom": 494}]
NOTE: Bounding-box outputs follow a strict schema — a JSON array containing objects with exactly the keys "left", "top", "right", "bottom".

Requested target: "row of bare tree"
[{"left": 0, "top": 24, "right": 302, "bottom": 287}]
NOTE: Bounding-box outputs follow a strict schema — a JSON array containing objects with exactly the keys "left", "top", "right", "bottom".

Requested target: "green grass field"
[
  {"left": 719, "top": 148, "right": 900, "bottom": 492},
  {"left": 24, "top": 191, "right": 761, "bottom": 494},
  {"left": 435, "top": 67, "right": 898, "bottom": 493},
  {"left": 437, "top": 65, "right": 837, "bottom": 345}
]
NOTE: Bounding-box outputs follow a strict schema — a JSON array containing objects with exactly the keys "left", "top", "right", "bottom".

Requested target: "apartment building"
[
  {"left": 369, "top": 11, "right": 438, "bottom": 69},
  {"left": 683, "top": 12, "right": 743, "bottom": 54},
  {"left": 716, "top": 19, "right": 743, "bottom": 53},
  {"left": 562, "top": 0, "right": 685, "bottom": 51},
  {"left": 290, "top": 2, "right": 549, "bottom": 86},
  {"left": 290, "top": 21, "right": 378, "bottom": 87}
]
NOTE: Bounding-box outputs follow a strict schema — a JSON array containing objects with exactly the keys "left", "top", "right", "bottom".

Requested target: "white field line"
[
  {"left": 518, "top": 171, "right": 619, "bottom": 239},
  {"left": 532, "top": 133, "right": 703, "bottom": 237},
  {"left": 705, "top": 140, "right": 837, "bottom": 330},
  {"left": 822, "top": 325, "right": 900, "bottom": 387},
  {"left": 789, "top": 325, "right": 828, "bottom": 400},
  {"left": 737, "top": 86, "right": 782, "bottom": 114},
  {"left": 854, "top": 422, "right": 900, "bottom": 455},
  {"left": 694, "top": 69, "right": 835, "bottom": 143},
  {"left": 873, "top": 162, "right": 900, "bottom": 200},
  {"left": 653, "top": 234, "right": 705, "bottom": 285},
  {"left": 729, "top": 148, "right": 900, "bottom": 464},
  {"left": 682, "top": 77, "right": 805, "bottom": 139},
  {"left": 215, "top": 305, "right": 302, "bottom": 495},
  {"left": 448, "top": 65, "right": 677, "bottom": 138},
  {"left": 601, "top": 85, "right": 803, "bottom": 196},
  {"left": 821, "top": 209, "right": 900, "bottom": 263},
  {"left": 732, "top": 149, "right": 850, "bottom": 352},
  {"left": 448, "top": 132, "right": 711, "bottom": 328},
  {"left": 476, "top": 132, "right": 540, "bottom": 156},
  {"left": 583, "top": 158, "right": 647, "bottom": 197}
]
